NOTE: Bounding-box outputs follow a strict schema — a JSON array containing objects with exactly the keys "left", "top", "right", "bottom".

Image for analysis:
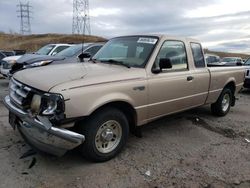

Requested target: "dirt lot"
[{"left": 0, "top": 78, "right": 249, "bottom": 188}]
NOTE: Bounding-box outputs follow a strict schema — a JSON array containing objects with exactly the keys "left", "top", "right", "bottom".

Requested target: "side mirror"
[
  {"left": 236, "top": 62, "right": 242, "bottom": 66},
  {"left": 152, "top": 58, "right": 172, "bottom": 74},
  {"left": 78, "top": 52, "right": 91, "bottom": 62},
  {"left": 159, "top": 58, "right": 172, "bottom": 69}
]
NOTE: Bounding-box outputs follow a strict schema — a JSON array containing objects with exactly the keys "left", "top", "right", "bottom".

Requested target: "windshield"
[
  {"left": 93, "top": 36, "right": 158, "bottom": 68},
  {"left": 245, "top": 58, "right": 250, "bottom": 65},
  {"left": 222, "top": 57, "right": 237, "bottom": 63},
  {"left": 55, "top": 44, "right": 84, "bottom": 57},
  {"left": 36, "top": 44, "right": 55, "bottom": 55}
]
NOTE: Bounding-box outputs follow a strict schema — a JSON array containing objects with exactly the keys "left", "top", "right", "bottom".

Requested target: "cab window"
[
  {"left": 153, "top": 40, "right": 188, "bottom": 71},
  {"left": 191, "top": 43, "right": 205, "bottom": 68}
]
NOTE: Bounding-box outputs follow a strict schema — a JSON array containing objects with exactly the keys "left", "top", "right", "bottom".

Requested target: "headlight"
[
  {"left": 43, "top": 98, "right": 57, "bottom": 115},
  {"left": 24, "top": 60, "right": 53, "bottom": 68},
  {"left": 2, "top": 61, "right": 13, "bottom": 69},
  {"left": 7, "top": 60, "right": 17, "bottom": 64},
  {"left": 42, "top": 93, "right": 64, "bottom": 115}
]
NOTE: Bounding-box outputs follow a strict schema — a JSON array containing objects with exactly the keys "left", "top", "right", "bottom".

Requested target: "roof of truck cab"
[{"left": 112, "top": 34, "right": 200, "bottom": 43}]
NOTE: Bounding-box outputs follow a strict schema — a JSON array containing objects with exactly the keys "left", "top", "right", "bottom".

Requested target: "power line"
[
  {"left": 17, "top": 1, "right": 32, "bottom": 35},
  {"left": 72, "top": 0, "right": 91, "bottom": 35}
]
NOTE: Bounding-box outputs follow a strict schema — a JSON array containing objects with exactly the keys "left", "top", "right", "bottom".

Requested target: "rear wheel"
[
  {"left": 79, "top": 107, "right": 129, "bottom": 162},
  {"left": 211, "top": 88, "right": 233, "bottom": 116}
]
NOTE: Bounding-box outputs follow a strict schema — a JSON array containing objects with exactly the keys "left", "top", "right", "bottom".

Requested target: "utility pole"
[
  {"left": 72, "top": 0, "right": 91, "bottom": 35},
  {"left": 17, "top": 1, "right": 32, "bottom": 35}
]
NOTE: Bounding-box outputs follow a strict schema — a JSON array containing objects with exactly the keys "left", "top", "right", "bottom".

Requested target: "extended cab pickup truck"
[{"left": 4, "top": 35, "right": 245, "bottom": 162}]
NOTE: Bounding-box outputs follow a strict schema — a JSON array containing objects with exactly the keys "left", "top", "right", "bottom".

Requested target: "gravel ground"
[{"left": 0, "top": 78, "right": 249, "bottom": 188}]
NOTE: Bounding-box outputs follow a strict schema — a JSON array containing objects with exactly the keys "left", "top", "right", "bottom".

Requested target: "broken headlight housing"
[
  {"left": 30, "top": 93, "right": 65, "bottom": 119},
  {"left": 41, "top": 93, "right": 65, "bottom": 116}
]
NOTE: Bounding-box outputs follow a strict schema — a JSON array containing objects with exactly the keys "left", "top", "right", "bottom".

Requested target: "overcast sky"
[{"left": 1, "top": 0, "right": 250, "bottom": 53}]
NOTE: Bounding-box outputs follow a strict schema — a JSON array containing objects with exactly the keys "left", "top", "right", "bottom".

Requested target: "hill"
[
  {"left": 204, "top": 49, "right": 249, "bottom": 59},
  {"left": 0, "top": 33, "right": 249, "bottom": 60},
  {"left": 0, "top": 33, "right": 107, "bottom": 52}
]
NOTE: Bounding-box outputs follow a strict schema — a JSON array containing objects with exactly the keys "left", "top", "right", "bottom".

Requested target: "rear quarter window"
[{"left": 191, "top": 43, "right": 205, "bottom": 68}]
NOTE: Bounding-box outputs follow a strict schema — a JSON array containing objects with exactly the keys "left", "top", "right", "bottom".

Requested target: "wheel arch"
[
  {"left": 224, "top": 80, "right": 236, "bottom": 95},
  {"left": 88, "top": 100, "right": 137, "bottom": 134}
]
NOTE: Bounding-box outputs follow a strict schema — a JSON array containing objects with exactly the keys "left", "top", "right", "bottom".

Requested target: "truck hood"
[
  {"left": 13, "top": 62, "right": 146, "bottom": 92},
  {"left": 16, "top": 54, "right": 65, "bottom": 64}
]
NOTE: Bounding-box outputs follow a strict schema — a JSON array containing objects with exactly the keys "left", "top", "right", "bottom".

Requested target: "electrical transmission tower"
[
  {"left": 17, "top": 2, "right": 32, "bottom": 35},
  {"left": 72, "top": 0, "right": 91, "bottom": 35}
]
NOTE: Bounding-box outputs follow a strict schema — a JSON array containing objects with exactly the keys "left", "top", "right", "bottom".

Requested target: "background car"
[
  {"left": 221, "top": 57, "right": 243, "bottom": 66},
  {"left": 12, "top": 49, "right": 26, "bottom": 55},
  {"left": 0, "top": 50, "right": 15, "bottom": 57},
  {"left": 205, "top": 54, "right": 221, "bottom": 66},
  {"left": 0, "top": 50, "right": 17, "bottom": 66},
  {"left": 0, "top": 50, "right": 26, "bottom": 67},
  {"left": 0, "top": 56, "right": 20, "bottom": 77},
  {"left": 0, "top": 43, "right": 73, "bottom": 78},
  {"left": 0, "top": 52, "right": 6, "bottom": 68},
  {"left": 34, "top": 43, "right": 73, "bottom": 56},
  {"left": 10, "top": 43, "right": 104, "bottom": 75},
  {"left": 243, "top": 58, "right": 250, "bottom": 88},
  {"left": 0, "top": 51, "right": 6, "bottom": 61}
]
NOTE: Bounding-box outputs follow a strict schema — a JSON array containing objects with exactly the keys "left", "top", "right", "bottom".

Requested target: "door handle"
[{"left": 187, "top": 76, "right": 194, "bottom": 81}]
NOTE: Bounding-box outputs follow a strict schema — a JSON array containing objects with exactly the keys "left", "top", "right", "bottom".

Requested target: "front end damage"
[{"left": 3, "top": 78, "right": 85, "bottom": 156}]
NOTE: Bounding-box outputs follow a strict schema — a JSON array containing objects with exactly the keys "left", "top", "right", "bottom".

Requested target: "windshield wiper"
[
  {"left": 88, "top": 58, "right": 99, "bottom": 64},
  {"left": 101, "top": 59, "right": 130, "bottom": 68}
]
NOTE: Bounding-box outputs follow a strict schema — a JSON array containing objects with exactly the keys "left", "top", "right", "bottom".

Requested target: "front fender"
[{"left": 87, "top": 92, "right": 136, "bottom": 115}]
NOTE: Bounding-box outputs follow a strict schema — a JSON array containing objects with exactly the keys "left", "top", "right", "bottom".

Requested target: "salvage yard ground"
[{"left": 0, "top": 78, "right": 250, "bottom": 188}]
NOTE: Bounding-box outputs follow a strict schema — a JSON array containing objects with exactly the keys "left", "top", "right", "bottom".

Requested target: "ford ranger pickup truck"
[{"left": 3, "top": 35, "right": 245, "bottom": 162}]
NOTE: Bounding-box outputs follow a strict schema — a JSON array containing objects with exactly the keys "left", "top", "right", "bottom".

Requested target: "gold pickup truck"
[{"left": 4, "top": 35, "right": 245, "bottom": 162}]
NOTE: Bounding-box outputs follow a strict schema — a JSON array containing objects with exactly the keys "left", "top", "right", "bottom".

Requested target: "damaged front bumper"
[{"left": 3, "top": 95, "right": 85, "bottom": 156}]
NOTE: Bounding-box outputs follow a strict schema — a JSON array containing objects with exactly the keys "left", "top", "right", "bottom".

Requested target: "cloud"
[
  {"left": 185, "top": 0, "right": 250, "bottom": 18},
  {"left": 0, "top": 0, "right": 250, "bottom": 54},
  {"left": 90, "top": 8, "right": 121, "bottom": 17}
]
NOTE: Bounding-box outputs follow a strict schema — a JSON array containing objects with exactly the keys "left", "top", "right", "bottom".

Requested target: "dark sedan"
[{"left": 10, "top": 43, "right": 104, "bottom": 75}]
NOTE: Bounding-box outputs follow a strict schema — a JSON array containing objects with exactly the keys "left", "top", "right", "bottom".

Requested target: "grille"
[
  {"left": 9, "top": 79, "right": 33, "bottom": 109},
  {"left": 2, "top": 61, "right": 12, "bottom": 69}
]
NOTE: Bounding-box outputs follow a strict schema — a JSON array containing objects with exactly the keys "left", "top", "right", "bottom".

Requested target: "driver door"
[{"left": 147, "top": 40, "right": 201, "bottom": 121}]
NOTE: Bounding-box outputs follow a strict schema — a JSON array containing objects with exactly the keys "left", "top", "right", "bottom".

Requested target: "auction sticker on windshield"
[{"left": 137, "top": 37, "right": 157, "bottom": 44}]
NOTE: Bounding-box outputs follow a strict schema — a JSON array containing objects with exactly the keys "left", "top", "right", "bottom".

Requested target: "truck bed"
[{"left": 206, "top": 66, "right": 245, "bottom": 104}]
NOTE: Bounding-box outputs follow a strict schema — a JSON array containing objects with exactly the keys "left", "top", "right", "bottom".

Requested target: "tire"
[
  {"left": 211, "top": 88, "right": 233, "bottom": 116},
  {"left": 79, "top": 107, "right": 129, "bottom": 162}
]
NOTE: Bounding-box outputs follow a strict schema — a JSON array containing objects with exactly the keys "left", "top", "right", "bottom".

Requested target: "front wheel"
[
  {"left": 79, "top": 107, "right": 129, "bottom": 162},
  {"left": 211, "top": 88, "right": 233, "bottom": 116}
]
